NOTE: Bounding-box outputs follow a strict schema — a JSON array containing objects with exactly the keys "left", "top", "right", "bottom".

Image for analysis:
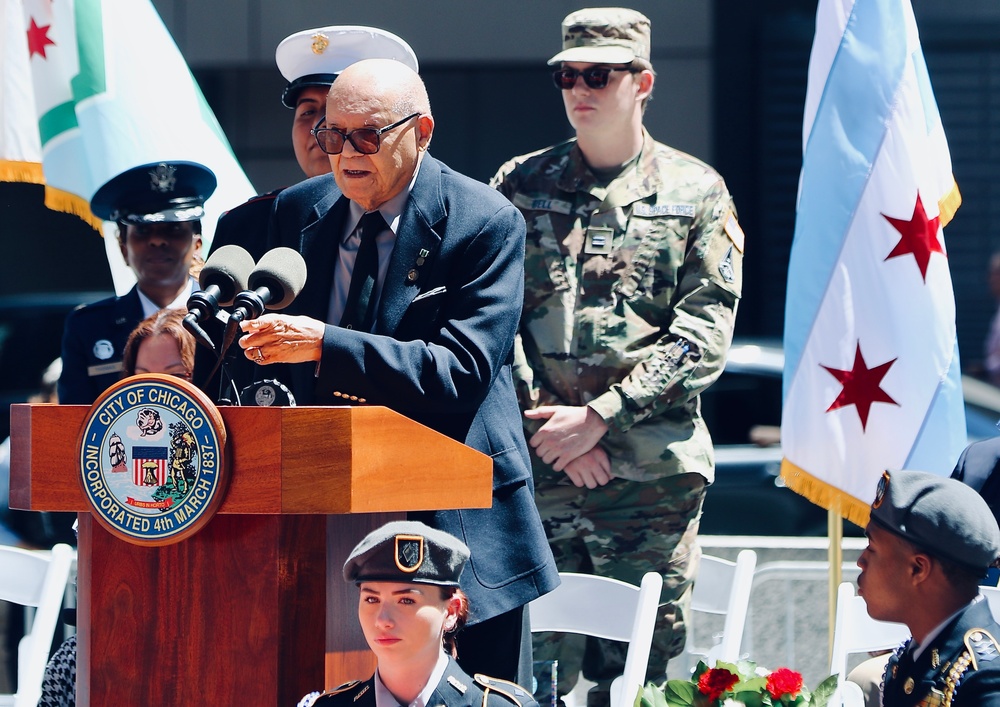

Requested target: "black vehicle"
[
  {"left": 699, "top": 341, "right": 1000, "bottom": 536},
  {"left": 0, "top": 292, "right": 112, "bottom": 440}
]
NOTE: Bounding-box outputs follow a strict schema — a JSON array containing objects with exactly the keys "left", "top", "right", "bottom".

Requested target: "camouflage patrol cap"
[
  {"left": 548, "top": 7, "right": 651, "bottom": 66},
  {"left": 869, "top": 470, "right": 1000, "bottom": 573},
  {"left": 343, "top": 521, "right": 470, "bottom": 587}
]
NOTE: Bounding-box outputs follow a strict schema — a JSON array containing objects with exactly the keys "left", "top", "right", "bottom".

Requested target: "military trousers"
[{"left": 532, "top": 469, "right": 707, "bottom": 698}]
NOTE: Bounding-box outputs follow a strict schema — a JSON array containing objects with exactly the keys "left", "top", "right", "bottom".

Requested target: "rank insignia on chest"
[
  {"left": 921, "top": 688, "right": 946, "bottom": 707},
  {"left": 584, "top": 227, "right": 614, "bottom": 255},
  {"left": 447, "top": 675, "right": 468, "bottom": 693}
]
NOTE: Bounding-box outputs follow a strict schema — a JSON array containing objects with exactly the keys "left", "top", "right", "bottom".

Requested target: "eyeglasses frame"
[
  {"left": 311, "top": 112, "right": 421, "bottom": 155},
  {"left": 552, "top": 65, "right": 639, "bottom": 91}
]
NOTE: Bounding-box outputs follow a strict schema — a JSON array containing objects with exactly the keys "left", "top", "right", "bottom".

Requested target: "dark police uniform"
[
  {"left": 868, "top": 471, "right": 1000, "bottom": 706},
  {"left": 882, "top": 599, "right": 1000, "bottom": 707},
  {"left": 300, "top": 660, "right": 536, "bottom": 707},
  {"left": 58, "top": 160, "right": 215, "bottom": 405},
  {"left": 210, "top": 189, "right": 282, "bottom": 263},
  {"left": 59, "top": 288, "right": 144, "bottom": 404}
]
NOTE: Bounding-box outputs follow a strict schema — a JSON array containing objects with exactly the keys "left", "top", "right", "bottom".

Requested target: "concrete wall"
[{"left": 149, "top": 1, "right": 716, "bottom": 191}]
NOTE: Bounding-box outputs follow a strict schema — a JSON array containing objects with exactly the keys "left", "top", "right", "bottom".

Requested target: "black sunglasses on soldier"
[{"left": 552, "top": 66, "right": 636, "bottom": 90}]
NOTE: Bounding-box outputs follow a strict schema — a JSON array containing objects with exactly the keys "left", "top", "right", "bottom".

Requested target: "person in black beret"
[
  {"left": 857, "top": 469, "right": 1000, "bottom": 707},
  {"left": 58, "top": 161, "right": 215, "bottom": 405},
  {"left": 298, "top": 521, "right": 537, "bottom": 707}
]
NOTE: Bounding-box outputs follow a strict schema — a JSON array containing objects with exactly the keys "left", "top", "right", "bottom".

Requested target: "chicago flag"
[
  {"left": 780, "top": 0, "right": 964, "bottom": 528},
  {"left": 5, "top": 0, "right": 254, "bottom": 291}
]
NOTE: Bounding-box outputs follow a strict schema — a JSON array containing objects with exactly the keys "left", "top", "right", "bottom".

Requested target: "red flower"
[
  {"left": 766, "top": 668, "right": 804, "bottom": 699},
  {"left": 697, "top": 668, "right": 739, "bottom": 701}
]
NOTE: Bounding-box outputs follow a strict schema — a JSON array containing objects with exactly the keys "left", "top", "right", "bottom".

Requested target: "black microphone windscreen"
[
  {"left": 200, "top": 245, "right": 256, "bottom": 305},
  {"left": 248, "top": 247, "right": 308, "bottom": 310}
]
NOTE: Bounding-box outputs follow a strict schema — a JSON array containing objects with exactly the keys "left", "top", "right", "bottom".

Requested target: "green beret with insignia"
[
  {"left": 343, "top": 520, "right": 470, "bottom": 586},
  {"left": 870, "top": 469, "right": 1000, "bottom": 573}
]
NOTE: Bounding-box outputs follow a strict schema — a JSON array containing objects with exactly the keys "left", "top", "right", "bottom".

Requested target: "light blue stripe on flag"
[
  {"left": 783, "top": 0, "right": 907, "bottom": 398},
  {"left": 904, "top": 340, "right": 967, "bottom": 471}
]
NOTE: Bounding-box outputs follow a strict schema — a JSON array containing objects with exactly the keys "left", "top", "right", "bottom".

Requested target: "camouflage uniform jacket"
[{"left": 491, "top": 131, "right": 743, "bottom": 483}]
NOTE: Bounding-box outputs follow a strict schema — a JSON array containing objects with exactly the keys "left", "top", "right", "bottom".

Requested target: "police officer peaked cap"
[
  {"left": 276, "top": 25, "right": 419, "bottom": 109},
  {"left": 343, "top": 521, "right": 470, "bottom": 587},
  {"left": 869, "top": 469, "right": 1000, "bottom": 573},
  {"left": 90, "top": 161, "right": 217, "bottom": 224}
]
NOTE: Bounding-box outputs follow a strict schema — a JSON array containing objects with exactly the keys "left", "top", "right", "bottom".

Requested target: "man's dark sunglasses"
[
  {"left": 552, "top": 66, "right": 636, "bottom": 90},
  {"left": 311, "top": 112, "right": 420, "bottom": 155}
]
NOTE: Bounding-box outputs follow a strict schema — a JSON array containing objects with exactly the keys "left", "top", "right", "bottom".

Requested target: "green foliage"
[{"left": 635, "top": 660, "right": 839, "bottom": 707}]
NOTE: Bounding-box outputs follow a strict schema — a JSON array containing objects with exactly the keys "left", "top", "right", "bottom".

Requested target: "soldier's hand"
[
  {"left": 563, "top": 447, "right": 612, "bottom": 489},
  {"left": 525, "top": 405, "right": 608, "bottom": 471},
  {"left": 239, "top": 314, "right": 324, "bottom": 364}
]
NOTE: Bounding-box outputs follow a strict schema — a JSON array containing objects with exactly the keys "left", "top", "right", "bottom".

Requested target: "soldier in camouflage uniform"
[{"left": 490, "top": 7, "right": 744, "bottom": 698}]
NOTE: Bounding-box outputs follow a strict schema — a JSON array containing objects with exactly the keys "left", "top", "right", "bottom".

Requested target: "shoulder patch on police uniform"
[
  {"left": 511, "top": 193, "right": 573, "bottom": 215},
  {"left": 964, "top": 628, "right": 1000, "bottom": 670},
  {"left": 474, "top": 674, "right": 530, "bottom": 707},
  {"left": 719, "top": 245, "right": 735, "bottom": 284},
  {"left": 724, "top": 211, "right": 745, "bottom": 253},
  {"left": 632, "top": 203, "right": 695, "bottom": 218}
]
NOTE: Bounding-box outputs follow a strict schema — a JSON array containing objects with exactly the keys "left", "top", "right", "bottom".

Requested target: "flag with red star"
[
  {"left": 4, "top": 0, "right": 254, "bottom": 293},
  {"left": 0, "top": 0, "right": 43, "bottom": 184},
  {"left": 781, "top": 0, "right": 965, "bottom": 529}
]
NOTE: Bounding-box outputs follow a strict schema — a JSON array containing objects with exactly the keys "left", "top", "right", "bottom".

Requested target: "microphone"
[
  {"left": 184, "top": 245, "right": 256, "bottom": 350},
  {"left": 228, "top": 247, "right": 308, "bottom": 326}
]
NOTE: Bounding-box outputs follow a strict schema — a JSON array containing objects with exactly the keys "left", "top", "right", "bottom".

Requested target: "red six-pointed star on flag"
[
  {"left": 26, "top": 17, "right": 56, "bottom": 59},
  {"left": 822, "top": 343, "right": 899, "bottom": 431},
  {"left": 882, "top": 191, "right": 944, "bottom": 282}
]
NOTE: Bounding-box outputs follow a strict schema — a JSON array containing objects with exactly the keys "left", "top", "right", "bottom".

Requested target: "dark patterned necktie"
[{"left": 340, "top": 210, "right": 387, "bottom": 331}]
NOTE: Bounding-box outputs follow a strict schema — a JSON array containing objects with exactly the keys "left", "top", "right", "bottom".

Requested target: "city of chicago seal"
[{"left": 78, "top": 374, "right": 228, "bottom": 545}]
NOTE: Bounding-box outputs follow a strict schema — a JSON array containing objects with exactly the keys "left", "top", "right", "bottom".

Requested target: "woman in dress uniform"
[{"left": 299, "top": 521, "right": 537, "bottom": 707}]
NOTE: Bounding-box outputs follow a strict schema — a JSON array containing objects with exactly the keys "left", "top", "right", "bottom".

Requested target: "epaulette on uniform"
[
  {"left": 965, "top": 628, "right": 1000, "bottom": 671},
  {"left": 941, "top": 629, "right": 1000, "bottom": 705},
  {"left": 474, "top": 674, "right": 532, "bottom": 707},
  {"left": 298, "top": 679, "right": 365, "bottom": 707},
  {"left": 72, "top": 296, "right": 115, "bottom": 315},
  {"left": 220, "top": 188, "right": 284, "bottom": 217}
]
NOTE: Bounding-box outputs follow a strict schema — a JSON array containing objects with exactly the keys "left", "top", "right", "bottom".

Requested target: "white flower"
[{"left": 721, "top": 700, "right": 746, "bottom": 707}]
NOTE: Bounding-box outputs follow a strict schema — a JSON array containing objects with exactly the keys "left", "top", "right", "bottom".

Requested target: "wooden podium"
[{"left": 9, "top": 404, "right": 492, "bottom": 706}]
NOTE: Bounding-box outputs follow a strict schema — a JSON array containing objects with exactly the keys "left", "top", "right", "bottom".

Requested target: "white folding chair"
[
  {"left": 829, "top": 582, "right": 909, "bottom": 696},
  {"left": 678, "top": 549, "right": 757, "bottom": 671},
  {"left": 980, "top": 584, "right": 1000, "bottom": 618},
  {"left": 0, "top": 543, "right": 74, "bottom": 707},
  {"left": 529, "top": 571, "right": 663, "bottom": 707}
]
